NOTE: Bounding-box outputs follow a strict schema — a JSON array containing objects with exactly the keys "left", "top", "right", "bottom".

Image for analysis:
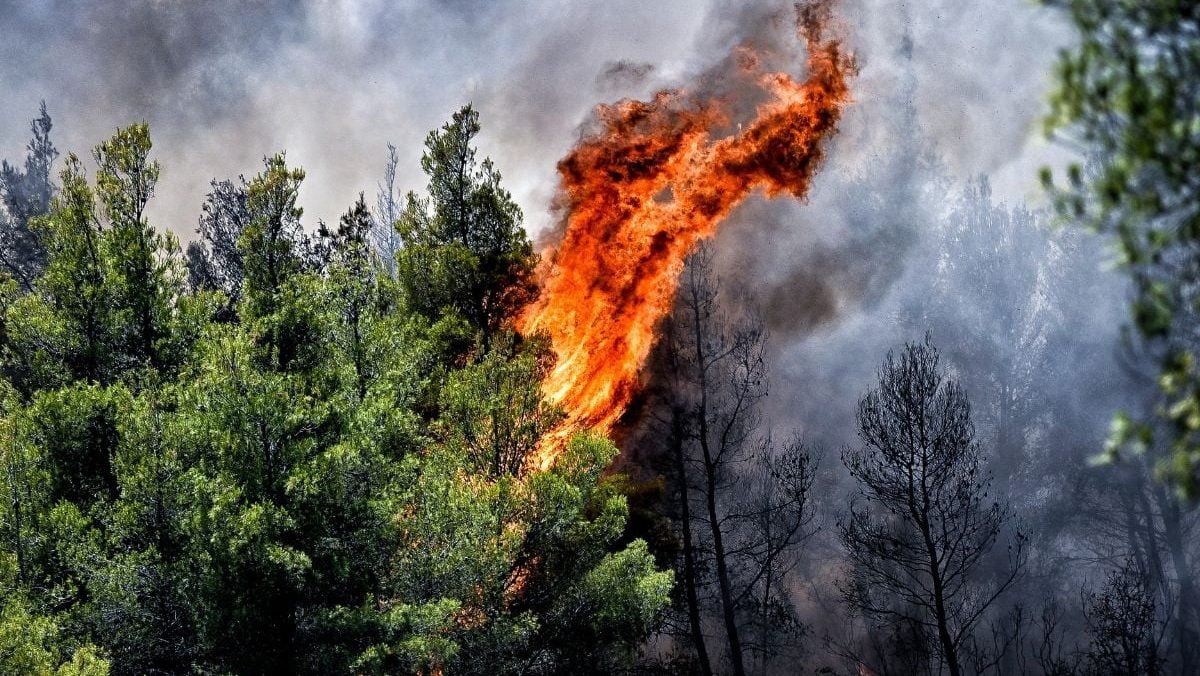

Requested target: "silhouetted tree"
[
  {"left": 654, "top": 244, "right": 818, "bottom": 676},
  {"left": 0, "top": 102, "right": 58, "bottom": 292},
  {"left": 1082, "top": 563, "right": 1164, "bottom": 676},
  {"left": 839, "top": 336, "right": 1026, "bottom": 676},
  {"left": 189, "top": 177, "right": 251, "bottom": 299},
  {"left": 1065, "top": 450, "right": 1200, "bottom": 674}
]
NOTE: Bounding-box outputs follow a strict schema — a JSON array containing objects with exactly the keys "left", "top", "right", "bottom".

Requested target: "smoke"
[
  {"left": 595, "top": 61, "right": 656, "bottom": 93},
  {"left": 0, "top": 0, "right": 713, "bottom": 234},
  {"left": 679, "top": 0, "right": 1121, "bottom": 457},
  {"left": 0, "top": 1, "right": 1072, "bottom": 236}
]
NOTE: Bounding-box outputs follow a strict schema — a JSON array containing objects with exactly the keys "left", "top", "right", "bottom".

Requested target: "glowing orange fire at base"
[{"left": 519, "top": 3, "right": 855, "bottom": 468}]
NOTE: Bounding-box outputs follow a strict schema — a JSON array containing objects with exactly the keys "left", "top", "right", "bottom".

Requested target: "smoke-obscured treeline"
[
  {"left": 0, "top": 3, "right": 1197, "bottom": 676},
  {"left": 611, "top": 1, "right": 1199, "bottom": 673}
]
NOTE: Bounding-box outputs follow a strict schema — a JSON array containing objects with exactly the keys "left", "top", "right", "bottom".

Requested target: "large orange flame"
[{"left": 519, "top": 4, "right": 854, "bottom": 467}]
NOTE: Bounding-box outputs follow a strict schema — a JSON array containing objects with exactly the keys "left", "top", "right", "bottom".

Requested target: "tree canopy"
[{"left": 0, "top": 115, "right": 670, "bottom": 675}]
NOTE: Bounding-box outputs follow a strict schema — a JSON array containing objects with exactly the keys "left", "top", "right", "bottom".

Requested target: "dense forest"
[{"left": 0, "top": 1, "right": 1197, "bottom": 675}]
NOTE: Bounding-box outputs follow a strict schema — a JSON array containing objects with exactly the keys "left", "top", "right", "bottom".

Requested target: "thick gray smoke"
[
  {"left": 0, "top": 0, "right": 708, "bottom": 233},
  {"left": 0, "top": 1, "right": 1069, "bottom": 235}
]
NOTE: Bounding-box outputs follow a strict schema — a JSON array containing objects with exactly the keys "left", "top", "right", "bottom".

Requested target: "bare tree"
[
  {"left": 839, "top": 336, "right": 1026, "bottom": 676},
  {"left": 0, "top": 102, "right": 58, "bottom": 291},
  {"left": 651, "top": 244, "right": 818, "bottom": 676},
  {"left": 735, "top": 438, "right": 818, "bottom": 674},
  {"left": 371, "top": 143, "right": 404, "bottom": 276},
  {"left": 1062, "top": 450, "right": 1199, "bottom": 674},
  {"left": 655, "top": 314, "right": 715, "bottom": 676},
  {"left": 675, "top": 243, "right": 762, "bottom": 676},
  {"left": 1082, "top": 563, "right": 1165, "bottom": 676}
]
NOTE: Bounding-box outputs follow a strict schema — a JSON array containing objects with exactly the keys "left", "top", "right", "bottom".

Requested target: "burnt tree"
[
  {"left": 839, "top": 336, "right": 1025, "bottom": 676},
  {"left": 651, "top": 244, "right": 817, "bottom": 676}
]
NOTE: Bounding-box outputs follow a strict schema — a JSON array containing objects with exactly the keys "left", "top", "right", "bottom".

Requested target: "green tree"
[
  {"left": 4, "top": 124, "right": 190, "bottom": 393},
  {"left": 396, "top": 105, "right": 538, "bottom": 348},
  {"left": 1041, "top": 1, "right": 1200, "bottom": 498},
  {"left": 239, "top": 153, "right": 308, "bottom": 318},
  {"left": 368, "top": 432, "right": 671, "bottom": 675},
  {"left": 236, "top": 153, "right": 325, "bottom": 374},
  {"left": 319, "top": 196, "right": 377, "bottom": 399},
  {"left": 439, "top": 337, "right": 563, "bottom": 478},
  {"left": 0, "top": 599, "right": 109, "bottom": 676},
  {"left": 25, "top": 154, "right": 114, "bottom": 386},
  {"left": 94, "top": 123, "right": 183, "bottom": 373},
  {"left": 91, "top": 392, "right": 198, "bottom": 673}
]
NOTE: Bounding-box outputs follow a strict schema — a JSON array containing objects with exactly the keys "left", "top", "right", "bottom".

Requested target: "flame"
[{"left": 518, "top": 4, "right": 854, "bottom": 468}]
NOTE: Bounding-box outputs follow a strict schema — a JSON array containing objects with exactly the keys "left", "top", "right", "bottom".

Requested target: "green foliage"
[
  {"left": 439, "top": 336, "right": 564, "bottom": 477},
  {"left": 396, "top": 104, "right": 538, "bottom": 347},
  {"left": 0, "top": 599, "right": 110, "bottom": 676},
  {"left": 1042, "top": 1, "right": 1200, "bottom": 498},
  {"left": 94, "top": 123, "right": 184, "bottom": 372},
  {"left": 0, "top": 113, "right": 668, "bottom": 675},
  {"left": 376, "top": 432, "right": 671, "bottom": 674},
  {"left": 28, "top": 154, "right": 115, "bottom": 385},
  {"left": 3, "top": 123, "right": 187, "bottom": 392},
  {"left": 239, "top": 153, "right": 309, "bottom": 321}
]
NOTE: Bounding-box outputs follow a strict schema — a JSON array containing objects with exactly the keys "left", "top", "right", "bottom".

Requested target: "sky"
[{"left": 0, "top": 0, "right": 1074, "bottom": 240}]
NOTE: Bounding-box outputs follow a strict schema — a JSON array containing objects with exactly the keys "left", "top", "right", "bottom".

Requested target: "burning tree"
[{"left": 839, "top": 337, "right": 1026, "bottom": 676}]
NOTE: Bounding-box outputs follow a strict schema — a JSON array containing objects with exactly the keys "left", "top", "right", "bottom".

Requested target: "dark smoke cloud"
[{"left": 0, "top": 3, "right": 308, "bottom": 125}]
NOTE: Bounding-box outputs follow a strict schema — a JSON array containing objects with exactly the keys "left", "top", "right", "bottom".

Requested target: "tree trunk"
[
  {"left": 758, "top": 524, "right": 775, "bottom": 676},
  {"left": 1155, "top": 485, "right": 1199, "bottom": 675},
  {"left": 701, "top": 443, "right": 745, "bottom": 676},
  {"left": 915, "top": 448, "right": 960, "bottom": 676},
  {"left": 917, "top": 512, "right": 961, "bottom": 676},
  {"left": 690, "top": 285, "right": 746, "bottom": 676},
  {"left": 672, "top": 415, "right": 713, "bottom": 676}
]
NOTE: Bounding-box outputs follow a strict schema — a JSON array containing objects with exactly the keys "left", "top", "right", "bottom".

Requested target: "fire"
[{"left": 518, "top": 3, "right": 854, "bottom": 467}]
